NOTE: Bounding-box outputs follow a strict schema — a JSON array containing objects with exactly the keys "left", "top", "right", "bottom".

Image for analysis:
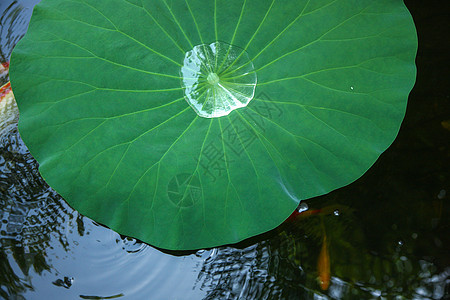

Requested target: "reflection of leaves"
[
  {"left": 79, "top": 293, "right": 125, "bottom": 299},
  {"left": 52, "top": 276, "right": 73, "bottom": 289},
  {"left": 196, "top": 239, "right": 310, "bottom": 300},
  {"left": 0, "top": 251, "right": 31, "bottom": 299},
  {"left": 0, "top": 126, "right": 85, "bottom": 297},
  {"left": 0, "top": 1, "right": 34, "bottom": 64}
]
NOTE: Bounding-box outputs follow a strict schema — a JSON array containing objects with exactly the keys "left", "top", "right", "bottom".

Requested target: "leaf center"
[
  {"left": 180, "top": 42, "right": 257, "bottom": 118},
  {"left": 207, "top": 72, "right": 220, "bottom": 85}
]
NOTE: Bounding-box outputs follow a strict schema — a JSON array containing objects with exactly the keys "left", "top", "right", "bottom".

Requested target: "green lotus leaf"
[{"left": 10, "top": 0, "right": 417, "bottom": 250}]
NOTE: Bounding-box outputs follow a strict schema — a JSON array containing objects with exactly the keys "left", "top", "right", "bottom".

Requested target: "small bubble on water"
[
  {"left": 297, "top": 202, "right": 308, "bottom": 213},
  {"left": 350, "top": 86, "right": 354, "bottom": 90},
  {"left": 411, "top": 233, "right": 418, "bottom": 239},
  {"left": 333, "top": 209, "right": 340, "bottom": 216},
  {"left": 195, "top": 249, "right": 206, "bottom": 257},
  {"left": 437, "top": 189, "right": 446, "bottom": 199},
  {"left": 398, "top": 240, "right": 404, "bottom": 246}
]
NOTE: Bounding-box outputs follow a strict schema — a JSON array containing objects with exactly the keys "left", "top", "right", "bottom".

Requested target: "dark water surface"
[{"left": 0, "top": 1, "right": 449, "bottom": 299}]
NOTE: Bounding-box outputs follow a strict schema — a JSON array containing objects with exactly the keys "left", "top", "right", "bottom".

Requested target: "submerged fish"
[
  {"left": 0, "top": 61, "right": 9, "bottom": 77},
  {"left": 0, "top": 61, "right": 19, "bottom": 132},
  {"left": 0, "top": 61, "right": 11, "bottom": 103},
  {"left": 286, "top": 203, "right": 349, "bottom": 222},
  {"left": 285, "top": 204, "right": 334, "bottom": 291},
  {"left": 317, "top": 233, "right": 330, "bottom": 290},
  {"left": 0, "top": 81, "right": 11, "bottom": 101}
]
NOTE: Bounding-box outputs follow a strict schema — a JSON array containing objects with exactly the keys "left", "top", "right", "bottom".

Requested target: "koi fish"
[
  {"left": 284, "top": 204, "right": 347, "bottom": 290},
  {"left": 0, "top": 82, "right": 11, "bottom": 102},
  {"left": 0, "top": 61, "right": 18, "bottom": 130},
  {"left": 285, "top": 204, "right": 350, "bottom": 222},
  {"left": 0, "top": 61, "right": 9, "bottom": 79},
  {"left": 317, "top": 233, "right": 330, "bottom": 290},
  {"left": 0, "top": 61, "right": 11, "bottom": 103},
  {"left": 285, "top": 208, "right": 322, "bottom": 221}
]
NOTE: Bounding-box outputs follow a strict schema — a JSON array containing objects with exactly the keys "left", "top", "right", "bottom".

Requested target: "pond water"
[{"left": 0, "top": 1, "right": 449, "bottom": 299}]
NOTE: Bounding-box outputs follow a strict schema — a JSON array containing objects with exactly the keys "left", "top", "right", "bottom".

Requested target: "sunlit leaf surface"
[{"left": 10, "top": 0, "right": 417, "bottom": 250}]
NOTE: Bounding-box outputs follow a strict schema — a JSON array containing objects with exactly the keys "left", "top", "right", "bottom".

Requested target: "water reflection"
[
  {"left": 0, "top": 126, "right": 72, "bottom": 297},
  {"left": 0, "top": 0, "right": 449, "bottom": 299},
  {"left": 195, "top": 203, "right": 449, "bottom": 299},
  {"left": 0, "top": 1, "right": 38, "bottom": 63}
]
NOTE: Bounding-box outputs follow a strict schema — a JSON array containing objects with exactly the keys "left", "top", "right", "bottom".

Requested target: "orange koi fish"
[
  {"left": 0, "top": 61, "right": 9, "bottom": 71},
  {"left": 317, "top": 233, "right": 330, "bottom": 290},
  {"left": 0, "top": 82, "right": 11, "bottom": 102},
  {"left": 285, "top": 203, "right": 340, "bottom": 290}
]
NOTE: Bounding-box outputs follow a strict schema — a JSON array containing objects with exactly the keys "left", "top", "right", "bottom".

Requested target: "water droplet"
[
  {"left": 180, "top": 42, "right": 257, "bottom": 118},
  {"left": 437, "top": 189, "right": 446, "bottom": 199},
  {"left": 350, "top": 86, "right": 354, "bottom": 90},
  {"left": 411, "top": 232, "right": 418, "bottom": 239},
  {"left": 333, "top": 209, "right": 340, "bottom": 216},
  {"left": 398, "top": 240, "right": 404, "bottom": 246},
  {"left": 297, "top": 202, "right": 308, "bottom": 213}
]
